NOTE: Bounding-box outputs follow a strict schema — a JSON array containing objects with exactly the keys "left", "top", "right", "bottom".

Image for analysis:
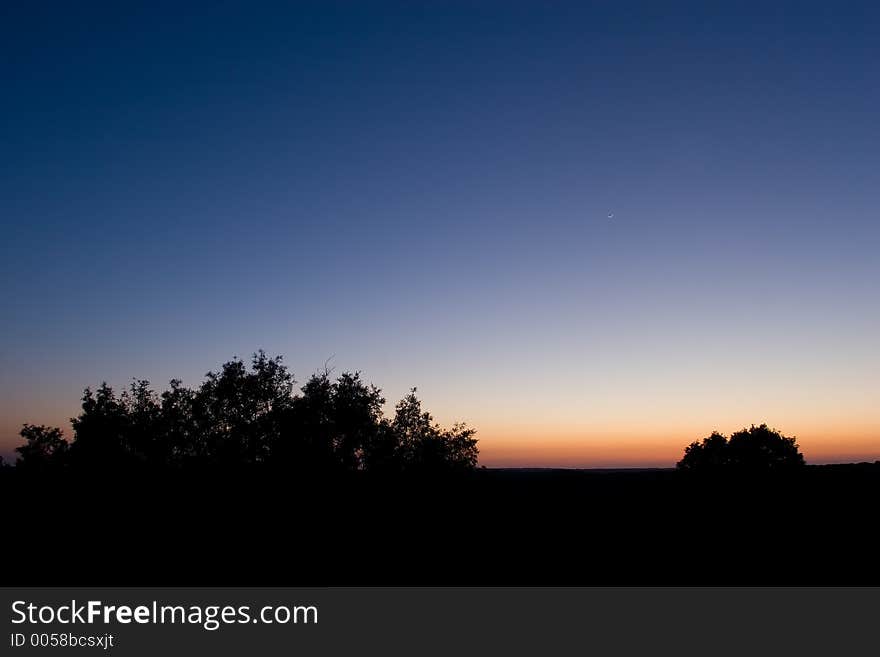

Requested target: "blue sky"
[{"left": 2, "top": 1, "right": 878, "bottom": 465}]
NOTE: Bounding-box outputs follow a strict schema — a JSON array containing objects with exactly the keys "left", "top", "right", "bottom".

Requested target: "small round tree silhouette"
[{"left": 677, "top": 424, "right": 804, "bottom": 471}]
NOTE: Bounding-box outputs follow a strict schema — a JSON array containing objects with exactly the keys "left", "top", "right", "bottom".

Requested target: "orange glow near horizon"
[
  {"left": 1, "top": 402, "right": 878, "bottom": 468},
  {"left": 474, "top": 424, "right": 880, "bottom": 468}
]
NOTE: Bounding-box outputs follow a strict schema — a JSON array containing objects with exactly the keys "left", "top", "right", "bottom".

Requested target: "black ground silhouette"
[
  {"left": 4, "top": 462, "right": 879, "bottom": 585},
  {"left": 3, "top": 353, "right": 878, "bottom": 585}
]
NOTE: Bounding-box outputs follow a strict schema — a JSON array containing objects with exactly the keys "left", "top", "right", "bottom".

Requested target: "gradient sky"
[{"left": 2, "top": 1, "right": 878, "bottom": 466}]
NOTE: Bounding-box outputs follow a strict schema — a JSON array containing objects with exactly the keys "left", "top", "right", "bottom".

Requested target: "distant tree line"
[
  {"left": 676, "top": 424, "right": 805, "bottom": 471},
  {"left": 6, "top": 350, "right": 812, "bottom": 476},
  {"left": 10, "top": 351, "right": 479, "bottom": 475}
]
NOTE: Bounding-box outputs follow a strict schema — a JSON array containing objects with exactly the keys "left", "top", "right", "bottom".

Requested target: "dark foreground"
[{"left": 4, "top": 464, "right": 878, "bottom": 585}]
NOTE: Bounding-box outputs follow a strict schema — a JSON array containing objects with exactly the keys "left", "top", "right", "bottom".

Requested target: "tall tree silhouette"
[
  {"left": 328, "top": 371, "right": 385, "bottom": 470},
  {"left": 279, "top": 371, "right": 337, "bottom": 471},
  {"left": 196, "top": 351, "right": 294, "bottom": 465},
  {"left": 159, "top": 378, "right": 200, "bottom": 465},
  {"left": 120, "top": 379, "right": 163, "bottom": 465},
  {"left": 280, "top": 370, "right": 387, "bottom": 472},
  {"left": 389, "top": 389, "right": 479, "bottom": 472},
  {"left": 70, "top": 383, "right": 133, "bottom": 469}
]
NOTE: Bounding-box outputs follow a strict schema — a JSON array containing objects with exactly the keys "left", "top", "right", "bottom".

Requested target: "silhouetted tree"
[
  {"left": 15, "top": 424, "right": 69, "bottom": 470},
  {"left": 278, "top": 370, "right": 386, "bottom": 472},
  {"left": 195, "top": 351, "right": 294, "bottom": 465},
  {"left": 677, "top": 432, "right": 729, "bottom": 470},
  {"left": 278, "top": 371, "right": 336, "bottom": 471},
  {"left": 69, "top": 383, "right": 133, "bottom": 469},
  {"left": 120, "top": 379, "right": 163, "bottom": 465},
  {"left": 388, "top": 389, "right": 479, "bottom": 472},
  {"left": 677, "top": 424, "right": 804, "bottom": 471},
  {"left": 12, "top": 351, "right": 479, "bottom": 475},
  {"left": 158, "top": 378, "right": 201, "bottom": 465},
  {"left": 727, "top": 424, "right": 804, "bottom": 470},
  {"left": 329, "top": 371, "right": 385, "bottom": 470}
]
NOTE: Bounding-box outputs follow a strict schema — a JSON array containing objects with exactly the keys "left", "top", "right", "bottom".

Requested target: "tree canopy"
[
  {"left": 14, "top": 424, "right": 69, "bottom": 470},
  {"left": 677, "top": 424, "right": 805, "bottom": 471},
  {"left": 11, "top": 351, "right": 478, "bottom": 475}
]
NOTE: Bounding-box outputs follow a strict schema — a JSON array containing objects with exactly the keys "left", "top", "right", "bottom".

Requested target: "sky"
[{"left": 2, "top": 1, "right": 878, "bottom": 467}]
